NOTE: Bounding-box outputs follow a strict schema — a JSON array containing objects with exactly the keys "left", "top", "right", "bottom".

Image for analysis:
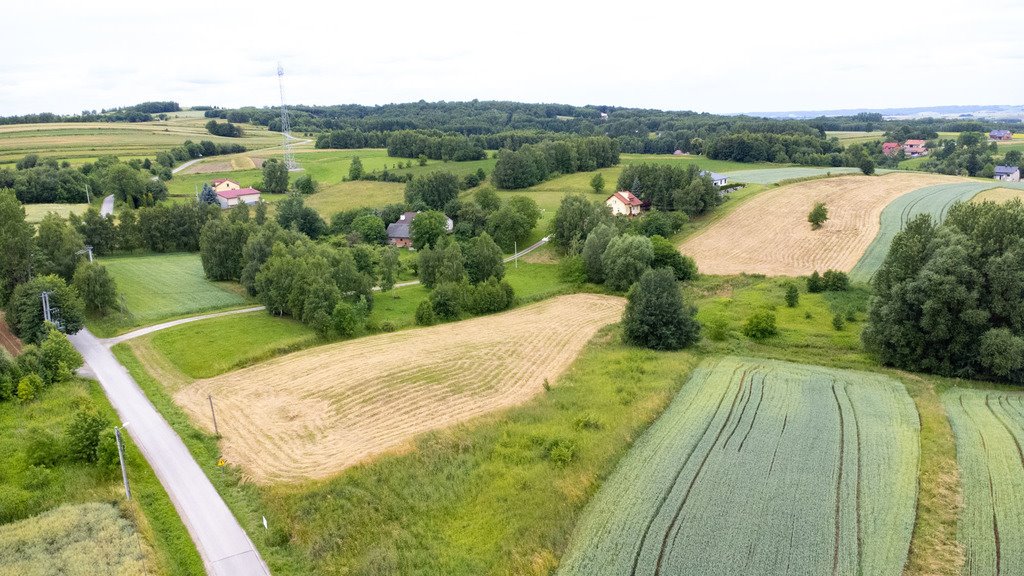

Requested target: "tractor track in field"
[
  {"left": 737, "top": 371, "right": 767, "bottom": 452},
  {"left": 627, "top": 364, "right": 739, "bottom": 576},
  {"left": 960, "top": 394, "right": 1002, "bottom": 575},
  {"left": 830, "top": 382, "right": 846, "bottom": 576}
]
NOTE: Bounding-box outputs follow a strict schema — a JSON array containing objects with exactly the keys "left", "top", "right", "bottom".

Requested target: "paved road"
[
  {"left": 103, "top": 307, "right": 267, "bottom": 346},
  {"left": 70, "top": 329, "right": 270, "bottom": 576},
  {"left": 100, "top": 195, "right": 114, "bottom": 217}
]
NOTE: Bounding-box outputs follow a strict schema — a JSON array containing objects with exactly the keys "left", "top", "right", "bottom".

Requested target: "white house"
[
  {"left": 216, "top": 187, "right": 261, "bottom": 209},
  {"left": 606, "top": 191, "right": 643, "bottom": 216},
  {"left": 700, "top": 170, "right": 729, "bottom": 187},
  {"left": 994, "top": 165, "right": 1021, "bottom": 182},
  {"left": 212, "top": 178, "right": 241, "bottom": 193}
]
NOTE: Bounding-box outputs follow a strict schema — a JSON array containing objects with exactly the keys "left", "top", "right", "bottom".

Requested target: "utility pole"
[
  {"left": 277, "top": 63, "right": 299, "bottom": 171},
  {"left": 114, "top": 424, "right": 132, "bottom": 501},
  {"left": 41, "top": 292, "right": 52, "bottom": 324},
  {"left": 208, "top": 394, "right": 220, "bottom": 437},
  {"left": 76, "top": 246, "right": 94, "bottom": 263},
  {"left": 85, "top": 184, "right": 91, "bottom": 204},
  {"left": 514, "top": 241, "right": 518, "bottom": 269}
]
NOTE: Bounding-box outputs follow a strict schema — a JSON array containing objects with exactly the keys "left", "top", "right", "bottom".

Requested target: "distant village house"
[
  {"left": 882, "top": 142, "right": 901, "bottom": 156},
  {"left": 386, "top": 211, "right": 454, "bottom": 248},
  {"left": 606, "top": 191, "right": 643, "bottom": 217},
  {"left": 700, "top": 170, "right": 729, "bottom": 187},
  {"left": 212, "top": 178, "right": 241, "bottom": 193},
  {"left": 990, "top": 130, "right": 1013, "bottom": 141},
  {"left": 216, "top": 187, "right": 261, "bottom": 209},
  {"left": 994, "top": 165, "right": 1021, "bottom": 182},
  {"left": 902, "top": 140, "right": 928, "bottom": 157}
]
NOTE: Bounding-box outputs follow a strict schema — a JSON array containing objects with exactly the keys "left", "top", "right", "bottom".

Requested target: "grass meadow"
[
  {"left": 22, "top": 203, "right": 90, "bottom": 224},
  {"left": 0, "top": 378, "right": 202, "bottom": 575},
  {"left": 92, "top": 253, "right": 250, "bottom": 336}
]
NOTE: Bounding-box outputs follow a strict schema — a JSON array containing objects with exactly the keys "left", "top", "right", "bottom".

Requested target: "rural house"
[
  {"left": 216, "top": 187, "right": 261, "bottom": 209},
  {"left": 902, "top": 140, "right": 928, "bottom": 157},
  {"left": 386, "top": 211, "right": 454, "bottom": 248},
  {"left": 990, "top": 130, "right": 1013, "bottom": 141},
  {"left": 212, "top": 178, "right": 241, "bottom": 192},
  {"left": 606, "top": 191, "right": 643, "bottom": 217},
  {"left": 882, "top": 142, "right": 901, "bottom": 156},
  {"left": 994, "top": 165, "right": 1021, "bottom": 182},
  {"left": 700, "top": 170, "right": 729, "bottom": 187}
]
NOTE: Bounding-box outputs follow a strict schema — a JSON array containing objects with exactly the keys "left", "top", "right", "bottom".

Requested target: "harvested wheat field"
[
  {"left": 174, "top": 293, "right": 625, "bottom": 483},
  {"left": 971, "top": 187, "right": 1024, "bottom": 204},
  {"left": 680, "top": 172, "right": 965, "bottom": 276}
]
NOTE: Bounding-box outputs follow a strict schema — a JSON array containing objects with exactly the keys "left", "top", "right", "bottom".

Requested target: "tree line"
[
  {"left": 491, "top": 136, "right": 619, "bottom": 189},
  {"left": 1, "top": 156, "right": 168, "bottom": 205}
]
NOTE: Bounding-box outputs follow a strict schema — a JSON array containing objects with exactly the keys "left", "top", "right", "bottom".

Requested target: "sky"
[{"left": 3, "top": 0, "right": 1022, "bottom": 116}]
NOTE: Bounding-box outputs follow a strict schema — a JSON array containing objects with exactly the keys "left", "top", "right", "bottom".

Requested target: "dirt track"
[
  {"left": 0, "top": 313, "right": 22, "bottom": 356},
  {"left": 679, "top": 173, "right": 964, "bottom": 276},
  {"left": 174, "top": 294, "right": 625, "bottom": 484}
]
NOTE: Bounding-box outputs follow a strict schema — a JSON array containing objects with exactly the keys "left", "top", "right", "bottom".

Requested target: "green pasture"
[
  {"left": 721, "top": 166, "right": 862, "bottom": 184},
  {"left": 559, "top": 356, "right": 919, "bottom": 576},
  {"left": 850, "top": 182, "right": 998, "bottom": 282},
  {"left": 22, "top": 203, "right": 90, "bottom": 224},
  {"left": 0, "top": 378, "right": 202, "bottom": 575},
  {"left": 826, "top": 130, "right": 886, "bottom": 146},
  {"left": 943, "top": 389, "right": 1024, "bottom": 576},
  {"left": 95, "top": 253, "right": 249, "bottom": 333}
]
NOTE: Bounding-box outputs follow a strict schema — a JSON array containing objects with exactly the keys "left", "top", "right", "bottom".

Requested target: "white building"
[
  {"left": 606, "top": 191, "right": 643, "bottom": 216},
  {"left": 216, "top": 188, "right": 261, "bottom": 209}
]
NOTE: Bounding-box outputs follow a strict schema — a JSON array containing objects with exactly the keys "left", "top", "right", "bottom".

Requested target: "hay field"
[
  {"left": 174, "top": 293, "right": 626, "bottom": 483},
  {"left": 679, "top": 173, "right": 961, "bottom": 276},
  {"left": 971, "top": 187, "right": 1024, "bottom": 204}
]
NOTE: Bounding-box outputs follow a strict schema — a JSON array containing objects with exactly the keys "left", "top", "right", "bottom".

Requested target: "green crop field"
[
  {"left": 943, "top": 389, "right": 1024, "bottom": 576},
  {"left": 559, "top": 356, "right": 920, "bottom": 576},
  {"left": 22, "top": 202, "right": 90, "bottom": 224},
  {"left": 826, "top": 131, "right": 886, "bottom": 145},
  {"left": 850, "top": 182, "right": 998, "bottom": 282},
  {"left": 721, "top": 166, "right": 862, "bottom": 184},
  {"left": 98, "top": 253, "right": 249, "bottom": 331}
]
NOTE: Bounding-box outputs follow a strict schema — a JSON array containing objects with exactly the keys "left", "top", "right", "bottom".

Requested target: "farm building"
[
  {"left": 386, "top": 211, "right": 454, "bottom": 248},
  {"left": 994, "top": 165, "right": 1021, "bottom": 182},
  {"left": 606, "top": 191, "right": 643, "bottom": 217},
  {"left": 699, "top": 170, "right": 729, "bottom": 187},
  {"left": 212, "top": 178, "right": 241, "bottom": 192},
  {"left": 215, "top": 187, "right": 261, "bottom": 209},
  {"left": 882, "top": 142, "right": 901, "bottom": 156},
  {"left": 903, "top": 140, "right": 928, "bottom": 157},
  {"left": 673, "top": 149, "right": 684, "bottom": 155},
  {"left": 990, "top": 130, "right": 1013, "bottom": 141}
]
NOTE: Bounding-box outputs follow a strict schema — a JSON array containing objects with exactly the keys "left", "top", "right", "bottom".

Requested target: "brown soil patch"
[
  {"left": 173, "top": 294, "right": 626, "bottom": 484},
  {"left": 679, "top": 173, "right": 966, "bottom": 276},
  {"left": 0, "top": 313, "right": 22, "bottom": 356}
]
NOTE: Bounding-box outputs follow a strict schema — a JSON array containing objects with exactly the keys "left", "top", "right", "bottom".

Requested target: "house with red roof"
[
  {"left": 606, "top": 190, "right": 643, "bottom": 217},
  {"left": 882, "top": 142, "right": 901, "bottom": 156},
  {"left": 216, "top": 187, "right": 261, "bottom": 209},
  {"left": 902, "top": 140, "right": 928, "bottom": 157},
  {"left": 212, "top": 178, "right": 241, "bottom": 193}
]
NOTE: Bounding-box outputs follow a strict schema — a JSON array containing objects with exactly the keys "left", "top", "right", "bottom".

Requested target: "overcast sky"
[{"left": 3, "top": 0, "right": 1021, "bottom": 116}]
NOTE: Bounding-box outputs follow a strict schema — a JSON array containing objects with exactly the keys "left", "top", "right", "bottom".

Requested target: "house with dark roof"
[
  {"left": 212, "top": 178, "right": 241, "bottom": 193},
  {"left": 216, "top": 187, "right": 261, "bottom": 209},
  {"left": 700, "top": 170, "right": 729, "bottom": 187},
  {"left": 990, "top": 130, "right": 1013, "bottom": 141},
  {"left": 994, "top": 165, "right": 1021, "bottom": 182},
  {"left": 386, "top": 211, "right": 454, "bottom": 248},
  {"left": 606, "top": 191, "right": 643, "bottom": 217}
]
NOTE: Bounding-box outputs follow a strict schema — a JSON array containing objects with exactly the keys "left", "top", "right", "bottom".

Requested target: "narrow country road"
[
  {"left": 69, "top": 329, "right": 270, "bottom": 576},
  {"left": 100, "top": 194, "right": 114, "bottom": 217},
  {"left": 103, "top": 306, "right": 266, "bottom": 346}
]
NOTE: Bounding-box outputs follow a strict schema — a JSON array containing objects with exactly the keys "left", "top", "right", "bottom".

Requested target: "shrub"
[
  {"left": 784, "top": 284, "right": 799, "bottom": 307},
  {"left": 430, "top": 282, "right": 464, "bottom": 320},
  {"left": 72, "top": 262, "right": 118, "bottom": 315},
  {"left": 333, "top": 302, "right": 360, "bottom": 337},
  {"left": 807, "top": 271, "right": 824, "bottom": 293},
  {"left": 545, "top": 438, "right": 578, "bottom": 467},
  {"left": 16, "top": 374, "right": 40, "bottom": 403},
  {"left": 465, "top": 278, "right": 514, "bottom": 314},
  {"left": 379, "top": 321, "right": 397, "bottom": 333},
  {"left": 705, "top": 317, "right": 729, "bottom": 341},
  {"left": 822, "top": 269, "right": 849, "bottom": 292},
  {"left": 832, "top": 313, "right": 846, "bottom": 331},
  {"left": 39, "top": 328, "right": 83, "bottom": 385},
  {"left": 808, "top": 202, "right": 829, "bottom": 229},
  {"left": 96, "top": 429, "right": 121, "bottom": 474},
  {"left": 742, "top": 311, "right": 778, "bottom": 339},
  {"left": 25, "top": 426, "right": 65, "bottom": 466},
  {"left": 414, "top": 300, "right": 436, "bottom": 326},
  {"left": 64, "top": 410, "right": 108, "bottom": 463}
]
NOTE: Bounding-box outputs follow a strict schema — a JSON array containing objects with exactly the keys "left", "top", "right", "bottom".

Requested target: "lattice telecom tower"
[{"left": 277, "top": 63, "right": 299, "bottom": 171}]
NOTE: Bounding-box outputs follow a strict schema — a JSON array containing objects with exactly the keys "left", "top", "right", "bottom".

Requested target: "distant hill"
[{"left": 747, "top": 104, "right": 1024, "bottom": 121}]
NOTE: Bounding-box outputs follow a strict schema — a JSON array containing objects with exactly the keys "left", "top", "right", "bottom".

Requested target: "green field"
[
  {"left": 849, "top": 182, "right": 998, "bottom": 282},
  {"left": 943, "top": 389, "right": 1024, "bottom": 576},
  {"left": 826, "top": 131, "right": 887, "bottom": 146},
  {"left": 559, "top": 356, "right": 920, "bottom": 576},
  {"left": 0, "top": 378, "right": 202, "bottom": 575},
  {"left": 98, "top": 253, "right": 249, "bottom": 330},
  {"left": 0, "top": 115, "right": 283, "bottom": 166},
  {"left": 22, "top": 202, "right": 90, "bottom": 224},
  {"left": 721, "top": 166, "right": 862, "bottom": 184}
]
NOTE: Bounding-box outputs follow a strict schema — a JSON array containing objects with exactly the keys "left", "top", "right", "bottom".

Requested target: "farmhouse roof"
[
  {"left": 883, "top": 142, "right": 900, "bottom": 148},
  {"left": 215, "top": 187, "right": 260, "bottom": 199},
  {"left": 991, "top": 130, "right": 1012, "bottom": 137},
  {"left": 904, "top": 139, "right": 926, "bottom": 146},
  {"left": 386, "top": 211, "right": 454, "bottom": 240},
  {"left": 212, "top": 178, "right": 239, "bottom": 186},
  {"left": 700, "top": 170, "right": 727, "bottom": 182},
  {"left": 608, "top": 191, "right": 642, "bottom": 206},
  {"left": 995, "top": 165, "right": 1020, "bottom": 176}
]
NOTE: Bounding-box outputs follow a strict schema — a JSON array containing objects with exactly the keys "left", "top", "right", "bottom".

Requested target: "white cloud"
[{"left": 2, "top": 0, "right": 1021, "bottom": 115}]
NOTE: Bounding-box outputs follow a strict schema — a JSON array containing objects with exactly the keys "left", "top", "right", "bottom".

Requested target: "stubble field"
[
  {"left": 173, "top": 293, "right": 626, "bottom": 483},
  {"left": 679, "top": 173, "right": 962, "bottom": 276}
]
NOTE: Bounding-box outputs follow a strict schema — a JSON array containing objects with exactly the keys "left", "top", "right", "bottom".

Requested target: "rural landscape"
[{"left": 4, "top": 3, "right": 1024, "bottom": 575}]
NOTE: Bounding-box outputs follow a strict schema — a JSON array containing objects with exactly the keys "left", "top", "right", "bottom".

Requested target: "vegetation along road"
[{"left": 68, "top": 328, "right": 271, "bottom": 575}]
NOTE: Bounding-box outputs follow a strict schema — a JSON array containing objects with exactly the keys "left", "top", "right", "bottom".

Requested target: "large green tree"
[
  {"left": 486, "top": 196, "right": 540, "bottom": 252},
  {"left": 72, "top": 262, "right": 118, "bottom": 315},
  {"left": 0, "top": 189, "right": 34, "bottom": 303},
  {"left": 405, "top": 171, "right": 460, "bottom": 211},
  {"left": 200, "top": 219, "right": 251, "bottom": 281},
  {"left": 582, "top": 223, "right": 617, "bottom": 283},
  {"left": 411, "top": 210, "right": 449, "bottom": 249},
  {"left": 602, "top": 234, "right": 654, "bottom": 291},
  {"left": 262, "top": 158, "right": 290, "bottom": 194},
  {"left": 622, "top": 267, "right": 700, "bottom": 350},
  {"left": 551, "top": 194, "right": 607, "bottom": 252},
  {"left": 104, "top": 163, "right": 151, "bottom": 208},
  {"left": 464, "top": 232, "right": 504, "bottom": 284},
  {"left": 35, "top": 213, "right": 85, "bottom": 282},
  {"left": 5, "top": 275, "right": 85, "bottom": 343}
]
